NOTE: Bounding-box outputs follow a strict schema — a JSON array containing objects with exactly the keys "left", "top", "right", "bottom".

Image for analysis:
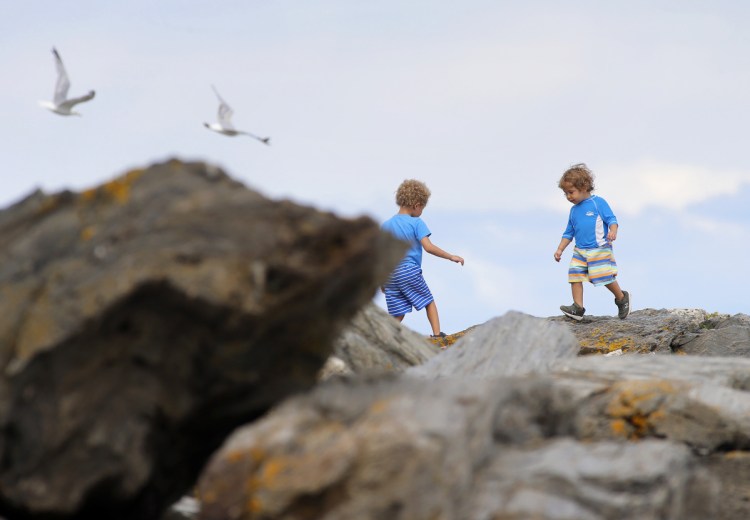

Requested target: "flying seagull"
[
  {"left": 204, "top": 85, "right": 270, "bottom": 145},
  {"left": 39, "top": 48, "right": 95, "bottom": 116}
]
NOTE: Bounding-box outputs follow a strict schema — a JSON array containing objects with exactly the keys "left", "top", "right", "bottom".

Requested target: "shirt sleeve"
[
  {"left": 597, "top": 197, "right": 618, "bottom": 226},
  {"left": 562, "top": 211, "right": 574, "bottom": 240},
  {"left": 416, "top": 218, "right": 431, "bottom": 241}
]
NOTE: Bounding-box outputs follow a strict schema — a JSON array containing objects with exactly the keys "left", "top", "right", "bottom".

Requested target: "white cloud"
[
  {"left": 595, "top": 161, "right": 750, "bottom": 216},
  {"left": 675, "top": 213, "right": 749, "bottom": 239}
]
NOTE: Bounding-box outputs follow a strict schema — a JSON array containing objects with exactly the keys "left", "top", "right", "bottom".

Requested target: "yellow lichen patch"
[
  {"left": 429, "top": 327, "right": 475, "bottom": 349},
  {"left": 630, "top": 414, "right": 649, "bottom": 431},
  {"left": 80, "top": 226, "right": 96, "bottom": 241},
  {"left": 368, "top": 399, "right": 390, "bottom": 415},
  {"left": 725, "top": 451, "right": 750, "bottom": 460},
  {"left": 249, "top": 446, "right": 266, "bottom": 464},
  {"left": 199, "top": 489, "right": 217, "bottom": 504},
  {"left": 605, "top": 380, "right": 677, "bottom": 439},
  {"left": 247, "top": 495, "right": 263, "bottom": 514},
  {"left": 258, "top": 457, "right": 287, "bottom": 486},
  {"left": 79, "top": 168, "right": 145, "bottom": 206},
  {"left": 580, "top": 332, "right": 635, "bottom": 354},
  {"left": 102, "top": 168, "right": 145, "bottom": 204},
  {"left": 35, "top": 195, "right": 63, "bottom": 216},
  {"left": 80, "top": 188, "right": 97, "bottom": 202},
  {"left": 226, "top": 449, "right": 247, "bottom": 464},
  {"left": 610, "top": 418, "right": 629, "bottom": 437}
]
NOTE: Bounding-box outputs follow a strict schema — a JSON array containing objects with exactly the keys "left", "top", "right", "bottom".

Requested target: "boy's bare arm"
[
  {"left": 607, "top": 223, "right": 618, "bottom": 242},
  {"left": 421, "top": 236, "right": 464, "bottom": 265},
  {"left": 554, "top": 238, "right": 571, "bottom": 262}
]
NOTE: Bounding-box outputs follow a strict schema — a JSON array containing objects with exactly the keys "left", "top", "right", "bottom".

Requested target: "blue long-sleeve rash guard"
[{"left": 562, "top": 195, "right": 618, "bottom": 249}]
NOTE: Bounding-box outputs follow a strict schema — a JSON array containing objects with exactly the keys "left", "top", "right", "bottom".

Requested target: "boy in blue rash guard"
[
  {"left": 381, "top": 179, "right": 464, "bottom": 338},
  {"left": 553, "top": 163, "right": 631, "bottom": 321}
]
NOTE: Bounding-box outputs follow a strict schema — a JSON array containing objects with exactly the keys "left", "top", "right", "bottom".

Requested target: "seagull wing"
[
  {"left": 239, "top": 131, "right": 271, "bottom": 145},
  {"left": 211, "top": 85, "right": 235, "bottom": 129},
  {"left": 59, "top": 90, "right": 96, "bottom": 110},
  {"left": 52, "top": 48, "right": 71, "bottom": 105}
]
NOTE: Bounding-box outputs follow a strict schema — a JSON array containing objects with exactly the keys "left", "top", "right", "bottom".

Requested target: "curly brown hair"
[
  {"left": 558, "top": 163, "right": 595, "bottom": 192},
  {"left": 395, "top": 179, "right": 431, "bottom": 208}
]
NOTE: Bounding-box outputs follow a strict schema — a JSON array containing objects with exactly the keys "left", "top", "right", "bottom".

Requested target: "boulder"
[
  {"left": 195, "top": 315, "right": 750, "bottom": 519},
  {"left": 553, "top": 356, "right": 750, "bottom": 451},
  {"left": 408, "top": 311, "right": 579, "bottom": 379},
  {"left": 673, "top": 314, "right": 750, "bottom": 357},
  {"left": 464, "top": 439, "right": 715, "bottom": 520},
  {"left": 196, "top": 375, "right": 717, "bottom": 520},
  {"left": 323, "top": 303, "right": 440, "bottom": 377},
  {"left": 0, "top": 159, "right": 405, "bottom": 520}
]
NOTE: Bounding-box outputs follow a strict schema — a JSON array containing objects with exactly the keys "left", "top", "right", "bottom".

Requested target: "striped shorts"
[
  {"left": 384, "top": 263, "right": 434, "bottom": 316},
  {"left": 568, "top": 246, "right": 618, "bottom": 286}
]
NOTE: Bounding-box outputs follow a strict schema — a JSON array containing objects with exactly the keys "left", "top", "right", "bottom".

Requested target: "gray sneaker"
[
  {"left": 560, "top": 302, "right": 585, "bottom": 321},
  {"left": 615, "top": 291, "right": 631, "bottom": 319}
]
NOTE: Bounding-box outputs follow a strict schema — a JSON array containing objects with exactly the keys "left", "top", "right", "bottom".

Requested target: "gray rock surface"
[
  {"left": 325, "top": 303, "right": 439, "bottom": 377},
  {"left": 197, "top": 312, "right": 750, "bottom": 520},
  {"left": 674, "top": 313, "right": 750, "bottom": 356},
  {"left": 408, "top": 311, "right": 579, "bottom": 379},
  {"left": 197, "top": 375, "right": 718, "bottom": 520},
  {"left": 551, "top": 308, "right": 712, "bottom": 355},
  {"left": 0, "top": 160, "right": 405, "bottom": 520},
  {"left": 552, "top": 357, "right": 750, "bottom": 451},
  {"left": 464, "top": 439, "right": 715, "bottom": 520}
]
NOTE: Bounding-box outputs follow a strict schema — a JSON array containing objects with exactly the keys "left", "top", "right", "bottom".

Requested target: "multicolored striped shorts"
[
  {"left": 384, "top": 263, "right": 434, "bottom": 316},
  {"left": 568, "top": 246, "right": 618, "bottom": 286}
]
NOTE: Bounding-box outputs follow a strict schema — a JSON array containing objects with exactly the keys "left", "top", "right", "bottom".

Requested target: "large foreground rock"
[
  {"left": 197, "top": 313, "right": 750, "bottom": 519},
  {"left": 0, "top": 160, "right": 404, "bottom": 520},
  {"left": 197, "top": 375, "right": 717, "bottom": 520}
]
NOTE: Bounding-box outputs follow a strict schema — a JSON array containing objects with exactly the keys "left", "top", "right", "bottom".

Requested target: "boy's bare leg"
[
  {"left": 425, "top": 301, "right": 441, "bottom": 336},
  {"left": 571, "top": 282, "right": 584, "bottom": 308},
  {"left": 393, "top": 315, "right": 405, "bottom": 322},
  {"left": 604, "top": 280, "right": 625, "bottom": 301}
]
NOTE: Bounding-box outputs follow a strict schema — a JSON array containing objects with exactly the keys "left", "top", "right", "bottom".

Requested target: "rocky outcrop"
[
  {"left": 673, "top": 313, "right": 750, "bottom": 357},
  {"left": 0, "top": 160, "right": 405, "bottom": 520},
  {"left": 321, "top": 303, "right": 440, "bottom": 378},
  {"left": 5, "top": 163, "right": 750, "bottom": 520},
  {"left": 550, "top": 308, "right": 749, "bottom": 355},
  {"left": 408, "top": 311, "right": 579, "bottom": 379},
  {"left": 197, "top": 310, "right": 750, "bottom": 519}
]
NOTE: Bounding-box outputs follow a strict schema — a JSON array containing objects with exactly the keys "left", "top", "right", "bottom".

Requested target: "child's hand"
[
  {"left": 554, "top": 249, "right": 563, "bottom": 262},
  {"left": 607, "top": 229, "right": 618, "bottom": 241},
  {"left": 451, "top": 255, "right": 464, "bottom": 266}
]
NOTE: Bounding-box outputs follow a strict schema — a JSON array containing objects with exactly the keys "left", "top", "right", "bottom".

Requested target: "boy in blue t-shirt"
[
  {"left": 553, "top": 163, "right": 631, "bottom": 321},
  {"left": 381, "top": 179, "right": 464, "bottom": 337}
]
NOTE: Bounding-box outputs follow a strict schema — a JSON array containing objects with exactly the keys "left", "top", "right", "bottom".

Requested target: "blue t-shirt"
[
  {"left": 381, "top": 214, "right": 431, "bottom": 267},
  {"left": 562, "top": 195, "right": 618, "bottom": 249}
]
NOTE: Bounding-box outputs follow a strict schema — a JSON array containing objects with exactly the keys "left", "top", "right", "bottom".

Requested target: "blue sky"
[{"left": 4, "top": 1, "right": 750, "bottom": 335}]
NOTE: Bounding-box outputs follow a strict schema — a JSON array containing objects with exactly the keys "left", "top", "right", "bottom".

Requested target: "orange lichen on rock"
[
  {"left": 605, "top": 380, "right": 677, "bottom": 440},
  {"left": 579, "top": 332, "right": 634, "bottom": 354},
  {"left": 80, "top": 226, "right": 96, "bottom": 241},
  {"left": 429, "top": 327, "right": 476, "bottom": 349},
  {"left": 368, "top": 399, "right": 390, "bottom": 415},
  {"left": 79, "top": 168, "right": 145, "bottom": 206}
]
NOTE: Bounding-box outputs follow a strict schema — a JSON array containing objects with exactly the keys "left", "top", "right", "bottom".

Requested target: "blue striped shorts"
[
  {"left": 568, "top": 246, "right": 618, "bottom": 286},
  {"left": 384, "top": 263, "right": 434, "bottom": 316}
]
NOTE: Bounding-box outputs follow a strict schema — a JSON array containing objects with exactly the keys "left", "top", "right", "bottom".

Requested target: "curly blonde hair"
[
  {"left": 558, "top": 163, "right": 595, "bottom": 192},
  {"left": 395, "top": 179, "right": 431, "bottom": 208}
]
